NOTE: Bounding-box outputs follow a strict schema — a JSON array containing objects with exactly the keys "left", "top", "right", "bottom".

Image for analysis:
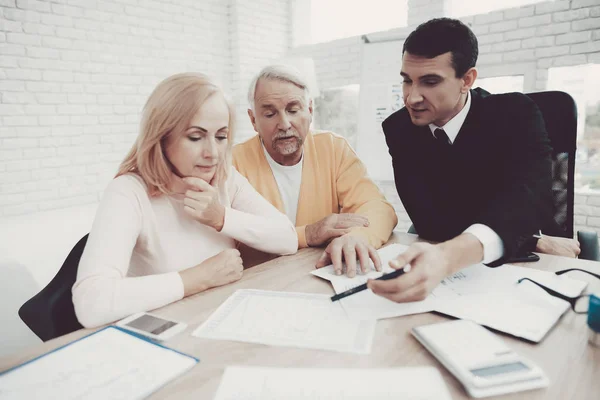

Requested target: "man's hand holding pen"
[{"left": 368, "top": 242, "right": 452, "bottom": 303}]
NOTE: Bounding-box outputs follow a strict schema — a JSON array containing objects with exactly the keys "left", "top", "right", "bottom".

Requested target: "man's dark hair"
[{"left": 403, "top": 18, "right": 478, "bottom": 78}]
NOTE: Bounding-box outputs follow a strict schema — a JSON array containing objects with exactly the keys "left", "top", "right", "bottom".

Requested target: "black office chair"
[
  {"left": 523, "top": 91, "right": 598, "bottom": 260},
  {"left": 19, "top": 234, "right": 88, "bottom": 341},
  {"left": 408, "top": 91, "right": 599, "bottom": 261}
]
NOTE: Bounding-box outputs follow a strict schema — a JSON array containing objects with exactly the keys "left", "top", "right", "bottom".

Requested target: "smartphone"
[
  {"left": 116, "top": 312, "right": 187, "bottom": 341},
  {"left": 508, "top": 252, "right": 540, "bottom": 263}
]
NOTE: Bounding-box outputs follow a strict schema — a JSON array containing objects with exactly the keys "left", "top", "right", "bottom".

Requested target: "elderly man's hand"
[
  {"left": 306, "top": 213, "right": 369, "bottom": 247},
  {"left": 315, "top": 234, "right": 381, "bottom": 277},
  {"left": 536, "top": 235, "right": 581, "bottom": 258}
]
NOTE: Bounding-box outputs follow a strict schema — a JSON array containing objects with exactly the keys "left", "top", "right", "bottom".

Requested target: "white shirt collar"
[{"left": 428, "top": 91, "right": 471, "bottom": 144}]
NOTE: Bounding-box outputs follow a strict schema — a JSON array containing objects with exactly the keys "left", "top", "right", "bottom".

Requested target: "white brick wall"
[
  {"left": 3, "top": 0, "right": 600, "bottom": 237},
  {"left": 289, "top": 36, "right": 362, "bottom": 91},
  {"left": 289, "top": 0, "right": 600, "bottom": 236},
  {"left": 230, "top": 0, "right": 291, "bottom": 142},
  {"left": 0, "top": 0, "right": 291, "bottom": 217}
]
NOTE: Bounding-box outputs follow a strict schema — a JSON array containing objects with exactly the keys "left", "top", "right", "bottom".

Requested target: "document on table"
[
  {"left": 213, "top": 366, "right": 453, "bottom": 400},
  {"left": 310, "top": 243, "right": 410, "bottom": 291},
  {"left": 311, "top": 243, "right": 588, "bottom": 342},
  {"left": 311, "top": 243, "right": 442, "bottom": 319},
  {"left": 192, "top": 289, "right": 376, "bottom": 354},
  {"left": 0, "top": 326, "right": 197, "bottom": 400},
  {"left": 434, "top": 288, "right": 570, "bottom": 343},
  {"left": 434, "top": 265, "right": 588, "bottom": 342}
]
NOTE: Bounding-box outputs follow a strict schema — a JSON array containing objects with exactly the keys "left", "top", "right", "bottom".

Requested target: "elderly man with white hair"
[{"left": 233, "top": 65, "right": 398, "bottom": 276}]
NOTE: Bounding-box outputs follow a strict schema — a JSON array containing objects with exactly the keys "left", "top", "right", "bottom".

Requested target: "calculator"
[{"left": 412, "top": 319, "right": 549, "bottom": 398}]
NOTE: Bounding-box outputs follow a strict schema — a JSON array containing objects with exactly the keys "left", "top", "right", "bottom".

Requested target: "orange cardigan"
[{"left": 233, "top": 131, "right": 398, "bottom": 248}]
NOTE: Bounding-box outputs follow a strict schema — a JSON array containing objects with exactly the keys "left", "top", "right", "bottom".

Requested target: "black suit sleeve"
[{"left": 473, "top": 95, "right": 553, "bottom": 265}]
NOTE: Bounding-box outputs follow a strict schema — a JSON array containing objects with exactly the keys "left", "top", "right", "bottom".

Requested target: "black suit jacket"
[{"left": 382, "top": 88, "right": 554, "bottom": 265}]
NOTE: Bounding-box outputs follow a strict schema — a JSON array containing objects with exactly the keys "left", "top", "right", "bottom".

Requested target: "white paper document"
[
  {"left": 434, "top": 264, "right": 588, "bottom": 342},
  {"left": 434, "top": 289, "right": 570, "bottom": 343},
  {"left": 192, "top": 289, "right": 376, "bottom": 354},
  {"left": 311, "top": 243, "right": 442, "bottom": 319},
  {"left": 310, "top": 243, "right": 410, "bottom": 288},
  {"left": 0, "top": 326, "right": 197, "bottom": 400},
  {"left": 213, "top": 366, "right": 453, "bottom": 400},
  {"left": 311, "top": 243, "right": 588, "bottom": 342}
]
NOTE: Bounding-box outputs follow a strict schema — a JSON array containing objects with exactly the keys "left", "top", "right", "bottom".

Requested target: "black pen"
[{"left": 330, "top": 266, "right": 411, "bottom": 302}]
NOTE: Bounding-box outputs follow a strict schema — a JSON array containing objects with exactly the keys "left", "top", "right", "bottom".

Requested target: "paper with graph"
[
  {"left": 192, "top": 289, "right": 376, "bottom": 354},
  {"left": 213, "top": 366, "right": 452, "bottom": 400},
  {"left": 0, "top": 326, "right": 197, "bottom": 400}
]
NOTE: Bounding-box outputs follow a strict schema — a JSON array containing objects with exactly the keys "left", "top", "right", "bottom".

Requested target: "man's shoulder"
[
  {"left": 381, "top": 108, "right": 420, "bottom": 148},
  {"left": 232, "top": 135, "right": 261, "bottom": 163},
  {"left": 311, "top": 130, "right": 353, "bottom": 150},
  {"left": 233, "top": 135, "right": 260, "bottom": 151},
  {"left": 312, "top": 129, "right": 346, "bottom": 140},
  {"left": 472, "top": 88, "right": 536, "bottom": 113},
  {"left": 382, "top": 107, "right": 411, "bottom": 133}
]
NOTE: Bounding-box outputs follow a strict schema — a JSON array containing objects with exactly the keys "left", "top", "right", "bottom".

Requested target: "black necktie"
[{"left": 434, "top": 128, "right": 451, "bottom": 146}]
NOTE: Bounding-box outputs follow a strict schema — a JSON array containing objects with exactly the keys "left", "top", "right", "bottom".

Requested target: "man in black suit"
[{"left": 367, "top": 18, "right": 579, "bottom": 304}]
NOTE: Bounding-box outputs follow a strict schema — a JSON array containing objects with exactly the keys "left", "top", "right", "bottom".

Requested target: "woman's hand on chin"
[{"left": 182, "top": 176, "right": 225, "bottom": 231}]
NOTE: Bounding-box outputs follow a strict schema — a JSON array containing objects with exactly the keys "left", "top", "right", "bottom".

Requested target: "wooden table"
[{"left": 2, "top": 232, "right": 599, "bottom": 399}]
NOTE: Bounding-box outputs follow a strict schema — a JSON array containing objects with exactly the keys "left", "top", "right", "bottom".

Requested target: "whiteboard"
[{"left": 356, "top": 39, "right": 405, "bottom": 181}]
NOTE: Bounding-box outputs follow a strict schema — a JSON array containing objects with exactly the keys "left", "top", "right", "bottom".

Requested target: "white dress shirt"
[
  {"left": 428, "top": 91, "right": 504, "bottom": 264},
  {"left": 262, "top": 142, "right": 303, "bottom": 224}
]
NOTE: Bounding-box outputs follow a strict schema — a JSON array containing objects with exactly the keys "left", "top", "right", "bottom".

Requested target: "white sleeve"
[
  {"left": 72, "top": 177, "right": 184, "bottom": 328},
  {"left": 464, "top": 223, "right": 505, "bottom": 264},
  {"left": 220, "top": 169, "right": 298, "bottom": 255}
]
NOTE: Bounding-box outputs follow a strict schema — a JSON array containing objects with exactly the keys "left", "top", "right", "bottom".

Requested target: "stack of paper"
[
  {"left": 213, "top": 366, "right": 453, "bottom": 400},
  {"left": 192, "top": 289, "right": 376, "bottom": 354},
  {"left": 311, "top": 243, "right": 588, "bottom": 342}
]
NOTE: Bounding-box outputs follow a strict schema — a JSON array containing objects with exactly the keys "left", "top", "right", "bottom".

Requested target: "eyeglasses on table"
[{"left": 517, "top": 268, "right": 600, "bottom": 314}]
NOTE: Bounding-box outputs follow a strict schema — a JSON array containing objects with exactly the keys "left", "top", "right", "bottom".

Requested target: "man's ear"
[
  {"left": 461, "top": 67, "right": 478, "bottom": 93},
  {"left": 247, "top": 109, "right": 258, "bottom": 133}
]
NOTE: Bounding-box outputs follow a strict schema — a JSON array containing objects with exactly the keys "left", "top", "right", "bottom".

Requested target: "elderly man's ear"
[{"left": 247, "top": 109, "right": 258, "bottom": 133}]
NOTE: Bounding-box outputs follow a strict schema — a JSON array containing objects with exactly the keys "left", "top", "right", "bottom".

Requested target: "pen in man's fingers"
[{"left": 330, "top": 264, "right": 411, "bottom": 302}]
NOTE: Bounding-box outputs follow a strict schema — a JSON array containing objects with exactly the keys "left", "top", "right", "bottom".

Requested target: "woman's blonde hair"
[{"left": 116, "top": 72, "right": 235, "bottom": 196}]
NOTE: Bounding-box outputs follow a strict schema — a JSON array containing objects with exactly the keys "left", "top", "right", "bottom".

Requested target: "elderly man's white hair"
[{"left": 247, "top": 64, "right": 311, "bottom": 111}]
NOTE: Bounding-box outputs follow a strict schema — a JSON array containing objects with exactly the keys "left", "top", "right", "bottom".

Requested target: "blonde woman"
[{"left": 72, "top": 73, "right": 298, "bottom": 328}]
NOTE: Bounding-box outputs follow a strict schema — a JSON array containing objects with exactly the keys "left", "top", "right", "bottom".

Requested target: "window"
[
  {"left": 447, "top": 0, "right": 552, "bottom": 18},
  {"left": 310, "top": 0, "right": 408, "bottom": 44},
  {"left": 475, "top": 75, "right": 525, "bottom": 94},
  {"left": 313, "top": 85, "right": 360, "bottom": 149},
  {"left": 547, "top": 64, "right": 600, "bottom": 191}
]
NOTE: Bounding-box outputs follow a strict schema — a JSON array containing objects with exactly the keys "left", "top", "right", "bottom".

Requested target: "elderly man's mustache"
[{"left": 273, "top": 132, "right": 300, "bottom": 141}]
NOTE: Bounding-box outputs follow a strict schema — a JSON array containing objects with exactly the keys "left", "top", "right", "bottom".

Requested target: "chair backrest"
[
  {"left": 526, "top": 91, "right": 577, "bottom": 238},
  {"left": 18, "top": 234, "right": 88, "bottom": 341}
]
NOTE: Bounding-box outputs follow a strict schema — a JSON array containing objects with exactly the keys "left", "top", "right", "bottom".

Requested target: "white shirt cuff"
[{"left": 464, "top": 224, "right": 504, "bottom": 264}]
